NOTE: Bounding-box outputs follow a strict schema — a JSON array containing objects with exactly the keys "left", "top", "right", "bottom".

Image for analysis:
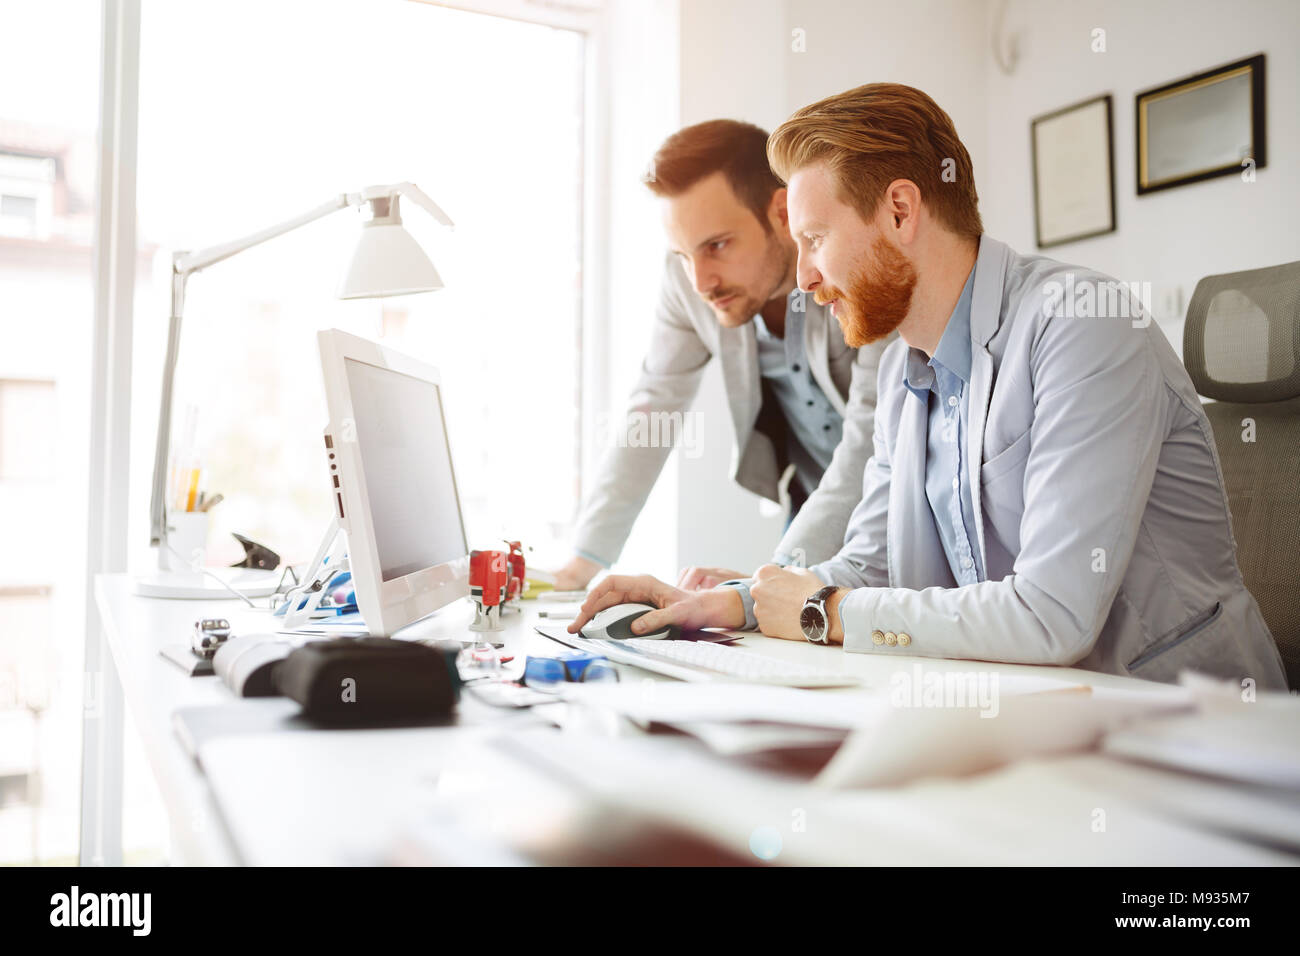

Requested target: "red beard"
[{"left": 814, "top": 236, "right": 917, "bottom": 346}]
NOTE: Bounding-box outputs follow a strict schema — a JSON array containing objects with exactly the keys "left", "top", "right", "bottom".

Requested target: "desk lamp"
[{"left": 133, "top": 182, "right": 453, "bottom": 599}]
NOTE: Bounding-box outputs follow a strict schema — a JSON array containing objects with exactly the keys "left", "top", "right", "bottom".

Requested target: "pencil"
[{"left": 185, "top": 468, "right": 200, "bottom": 512}]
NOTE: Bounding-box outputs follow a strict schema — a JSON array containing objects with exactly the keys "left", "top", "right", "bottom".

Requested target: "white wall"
[
  {"left": 982, "top": 0, "right": 1300, "bottom": 350},
  {"left": 673, "top": 0, "right": 790, "bottom": 576},
  {"left": 781, "top": 0, "right": 989, "bottom": 208},
  {"left": 597, "top": 0, "right": 685, "bottom": 577}
]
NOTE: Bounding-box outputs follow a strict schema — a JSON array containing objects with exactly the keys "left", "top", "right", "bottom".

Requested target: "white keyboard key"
[{"left": 614, "top": 639, "right": 859, "bottom": 688}]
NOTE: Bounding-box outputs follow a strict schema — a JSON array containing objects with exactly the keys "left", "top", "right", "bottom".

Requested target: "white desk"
[{"left": 85, "top": 573, "right": 1300, "bottom": 866}]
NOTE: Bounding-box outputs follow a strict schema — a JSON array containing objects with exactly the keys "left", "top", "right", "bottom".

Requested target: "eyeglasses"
[{"left": 523, "top": 652, "right": 619, "bottom": 692}]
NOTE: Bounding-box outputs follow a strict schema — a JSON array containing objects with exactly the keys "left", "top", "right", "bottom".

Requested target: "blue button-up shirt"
[
  {"left": 754, "top": 295, "right": 843, "bottom": 498},
  {"left": 902, "top": 264, "right": 983, "bottom": 586}
]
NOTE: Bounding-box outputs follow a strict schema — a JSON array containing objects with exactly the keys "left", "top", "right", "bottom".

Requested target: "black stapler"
[{"left": 231, "top": 532, "right": 281, "bottom": 571}]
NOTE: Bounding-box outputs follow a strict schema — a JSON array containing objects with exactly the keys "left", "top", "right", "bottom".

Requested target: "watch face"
[{"left": 800, "top": 603, "right": 826, "bottom": 641}]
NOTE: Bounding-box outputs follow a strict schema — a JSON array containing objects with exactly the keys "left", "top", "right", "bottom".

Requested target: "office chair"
[{"left": 1183, "top": 259, "right": 1300, "bottom": 691}]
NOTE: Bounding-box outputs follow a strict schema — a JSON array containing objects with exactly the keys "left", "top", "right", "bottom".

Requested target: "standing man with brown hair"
[{"left": 553, "top": 119, "right": 891, "bottom": 600}]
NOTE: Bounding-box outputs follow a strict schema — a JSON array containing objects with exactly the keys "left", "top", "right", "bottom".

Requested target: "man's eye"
[{"left": 710, "top": 240, "right": 727, "bottom": 253}]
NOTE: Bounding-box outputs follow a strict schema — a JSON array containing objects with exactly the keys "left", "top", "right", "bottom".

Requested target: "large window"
[
  {"left": 0, "top": 0, "right": 102, "bottom": 865},
  {"left": 130, "top": 0, "right": 587, "bottom": 578},
  {"left": 0, "top": 0, "right": 588, "bottom": 866}
]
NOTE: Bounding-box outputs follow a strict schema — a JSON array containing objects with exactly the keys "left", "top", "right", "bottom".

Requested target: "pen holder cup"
[{"left": 161, "top": 511, "right": 211, "bottom": 572}]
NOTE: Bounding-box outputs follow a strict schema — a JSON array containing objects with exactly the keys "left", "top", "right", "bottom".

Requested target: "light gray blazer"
[
  {"left": 574, "top": 251, "right": 890, "bottom": 567},
  {"left": 815, "top": 235, "right": 1288, "bottom": 690}
]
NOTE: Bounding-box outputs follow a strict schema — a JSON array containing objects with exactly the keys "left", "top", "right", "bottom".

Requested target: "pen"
[{"left": 185, "top": 467, "right": 200, "bottom": 512}]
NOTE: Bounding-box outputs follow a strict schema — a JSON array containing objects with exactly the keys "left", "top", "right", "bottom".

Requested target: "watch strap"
[{"left": 717, "top": 579, "right": 757, "bottom": 630}]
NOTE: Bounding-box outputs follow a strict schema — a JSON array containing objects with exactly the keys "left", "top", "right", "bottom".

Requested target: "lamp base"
[{"left": 132, "top": 567, "right": 281, "bottom": 600}]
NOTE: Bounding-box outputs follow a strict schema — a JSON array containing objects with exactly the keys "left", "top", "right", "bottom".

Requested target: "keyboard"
[{"left": 580, "top": 637, "right": 861, "bottom": 688}]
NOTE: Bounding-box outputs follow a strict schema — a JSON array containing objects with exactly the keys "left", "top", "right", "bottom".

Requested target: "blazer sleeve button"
[
  {"left": 871, "top": 629, "right": 886, "bottom": 645},
  {"left": 897, "top": 632, "right": 912, "bottom": 647},
  {"left": 884, "top": 631, "right": 898, "bottom": 646}
]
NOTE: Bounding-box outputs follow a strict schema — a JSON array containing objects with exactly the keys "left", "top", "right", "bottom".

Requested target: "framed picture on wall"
[
  {"left": 1030, "top": 93, "right": 1116, "bottom": 249},
  {"left": 1136, "top": 53, "right": 1266, "bottom": 195}
]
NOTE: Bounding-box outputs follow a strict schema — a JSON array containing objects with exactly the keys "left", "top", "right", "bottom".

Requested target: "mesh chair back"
[{"left": 1184, "top": 260, "right": 1300, "bottom": 689}]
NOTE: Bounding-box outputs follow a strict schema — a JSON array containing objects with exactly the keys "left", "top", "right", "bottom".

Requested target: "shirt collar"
[
  {"left": 754, "top": 291, "right": 805, "bottom": 342},
  {"left": 931, "top": 264, "right": 976, "bottom": 383},
  {"left": 902, "top": 262, "right": 976, "bottom": 399}
]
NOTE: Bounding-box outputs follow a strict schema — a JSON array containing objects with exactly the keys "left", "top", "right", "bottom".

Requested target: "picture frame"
[
  {"left": 1136, "top": 53, "right": 1266, "bottom": 195},
  {"left": 1030, "top": 93, "right": 1116, "bottom": 249}
]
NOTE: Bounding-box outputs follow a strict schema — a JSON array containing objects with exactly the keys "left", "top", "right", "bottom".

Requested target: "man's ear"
[
  {"left": 768, "top": 187, "right": 789, "bottom": 231},
  {"left": 883, "top": 179, "right": 921, "bottom": 243}
]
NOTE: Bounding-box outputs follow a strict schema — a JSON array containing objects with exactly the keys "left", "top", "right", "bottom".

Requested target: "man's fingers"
[
  {"left": 679, "top": 567, "right": 747, "bottom": 591},
  {"left": 569, "top": 595, "right": 627, "bottom": 632},
  {"left": 568, "top": 579, "right": 624, "bottom": 631},
  {"left": 570, "top": 592, "right": 630, "bottom": 631},
  {"left": 630, "top": 603, "right": 685, "bottom": 635},
  {"left": 569, "top": 575, "right": 670, "bottom": 632},
  {"left": 677, "top": 567, "right": 709, "bottom": 590}
]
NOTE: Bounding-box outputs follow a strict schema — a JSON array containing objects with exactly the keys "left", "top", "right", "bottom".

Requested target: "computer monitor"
[{"left": 317, "top": 328, "right": 470, "bottom": 636}]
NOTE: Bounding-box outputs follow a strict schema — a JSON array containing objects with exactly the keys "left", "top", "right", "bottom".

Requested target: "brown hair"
[
  {"left": 643, "top": 119, "right": 784, "bottom": 233},
  {"left": 767, "top": 83, "right": 982, "bottom": 239}
]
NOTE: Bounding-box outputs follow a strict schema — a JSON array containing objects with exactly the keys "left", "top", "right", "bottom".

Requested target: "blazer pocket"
[
  {"left": 1126, "top": 601, "right": 1224, "bottom": 675},
  {"left": 980, "top": 429, "right": 1031, "bottom": 556},
  {"left": 980, "top": 428, "right": 1032, "bottom": 487}
]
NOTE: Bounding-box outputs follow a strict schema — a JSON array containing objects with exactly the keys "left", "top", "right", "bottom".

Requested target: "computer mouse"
[{"left": 580, "top": 602, "right": 678, "bottom": 641}]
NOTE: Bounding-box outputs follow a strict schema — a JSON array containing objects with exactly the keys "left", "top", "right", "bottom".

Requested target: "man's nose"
[
  {"left": 689, "top": 260, "right": 720, "bottom": 298},
  {"left": 796, "top": 252, "right": 821, "bottom": 295}
]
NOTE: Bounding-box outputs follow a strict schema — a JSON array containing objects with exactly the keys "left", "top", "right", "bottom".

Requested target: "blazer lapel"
[
  {"left": 965, "top": 235, "right": 1011, "bottom": 575},
  {"left": 889, "top": 378, "right": 953, "bottom": 589},
  {"left": 803, "top": 304, "right": 848, "bottom": 416},
  {"left": 719, "top": 320, "right": 762, "bottom": 448}
]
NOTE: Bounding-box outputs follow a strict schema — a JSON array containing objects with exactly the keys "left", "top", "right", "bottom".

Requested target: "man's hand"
[
  {"left": 676, "top": 566, "right": 747, "bottom": 591},
  {"left": 553, "top": 554, "right": 603, "bottom": 592},
  {"left": 567, "top": 574, "right": 745, "bottom": 636},
  {"left": 750, "top": 564, "right": 832, "bottom": 641}
]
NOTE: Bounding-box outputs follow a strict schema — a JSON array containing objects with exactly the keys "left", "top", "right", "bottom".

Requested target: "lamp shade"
[{"left": 338, "top": 220, "right": 443, "bottom": 299}]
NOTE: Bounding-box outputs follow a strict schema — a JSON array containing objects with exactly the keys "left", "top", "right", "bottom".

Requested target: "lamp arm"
[
  {"left": 174, "top": 194, "right": 358, "bottom": 276},
  {"left": 391, "top": 182, "right": 455, "bottom": 228},
  {"left": 148, "top": 192, "right": 363, "bottom": 549}
]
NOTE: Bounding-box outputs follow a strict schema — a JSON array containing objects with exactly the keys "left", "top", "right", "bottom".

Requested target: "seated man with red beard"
[{"left": 569, "top": 82, "right": 1287, "bottom": 689}]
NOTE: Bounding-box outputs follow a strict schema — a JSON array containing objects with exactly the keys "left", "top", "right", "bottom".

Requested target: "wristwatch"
[{"left": 800, "top": 585, "right": 839, "bottom": 644}]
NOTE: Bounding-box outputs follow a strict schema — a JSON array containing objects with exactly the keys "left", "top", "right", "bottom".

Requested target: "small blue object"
[{"left": 523, "top": 650, "right": 616, "bottom": 687}]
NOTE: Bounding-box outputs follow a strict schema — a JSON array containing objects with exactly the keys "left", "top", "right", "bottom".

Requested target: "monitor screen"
[{"left": 343, "top": 356, "right": 468, "bottom": 581}]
